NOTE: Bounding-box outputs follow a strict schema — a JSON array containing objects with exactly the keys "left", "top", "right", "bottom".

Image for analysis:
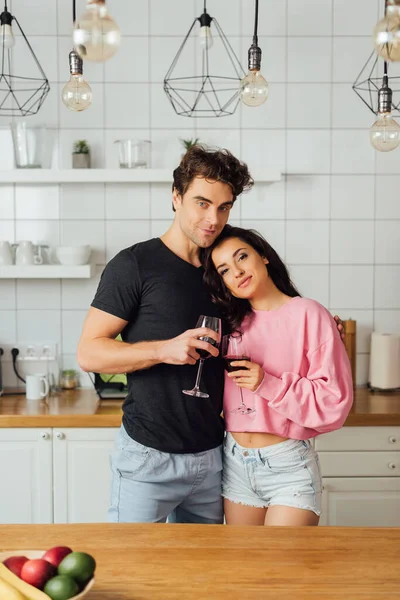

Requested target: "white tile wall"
[{"left": 0, "top": 0, "right": 398, "bottom": 387}]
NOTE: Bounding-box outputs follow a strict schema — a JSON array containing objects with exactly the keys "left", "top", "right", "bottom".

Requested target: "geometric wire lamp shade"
[
  {"left": 352, "top": 50, "right": 400, "bottom": 115},
  {"left": 0, "top": 2, "right": 50, "bottom": 116},
  {"left": 164, "top": 4, "right": 246, "bottom": 117}
]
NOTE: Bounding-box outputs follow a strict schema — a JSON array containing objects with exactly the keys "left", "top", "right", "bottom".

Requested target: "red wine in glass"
[
  {"left": 223, "top": 356, "right": 251, "bottom": 372},
  {"left": 197, "top": 337, "right": 219, "bottom": 360},
  {"left": 221, "top": 334, "right": 256, "bottom": 415}
]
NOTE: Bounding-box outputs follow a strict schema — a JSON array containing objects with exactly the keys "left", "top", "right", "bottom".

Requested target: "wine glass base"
[
  {"left": 230, "top": 406, "right": 256, "bottom": 415},
  {"left": 182, "top": 389, "right": 209, "bottom": 398}
]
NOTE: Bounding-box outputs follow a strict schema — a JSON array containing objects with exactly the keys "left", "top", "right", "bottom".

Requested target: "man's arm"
[
  {"left": 333, "top": 315, "right": 345, "bottom": 341},
  {"left": 77, "top": 307, "right": 219, "bottom": 374}
]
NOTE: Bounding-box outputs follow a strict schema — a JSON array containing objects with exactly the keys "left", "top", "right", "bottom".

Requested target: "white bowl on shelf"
[
  {"left": 0, "top": 550, "right": 95, "bottom": 600},
  {"left": 55, "top": 245, "right": 91, "bottom": 265}
]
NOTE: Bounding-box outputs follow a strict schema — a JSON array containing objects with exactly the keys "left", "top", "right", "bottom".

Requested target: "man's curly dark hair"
[{"left": 171, "top": 145, "right": 254, "bottom": 212}]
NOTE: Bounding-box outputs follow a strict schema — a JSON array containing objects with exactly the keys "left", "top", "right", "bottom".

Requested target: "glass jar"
[
  {"left": 114, "top": 139, "right": 151, "bottom": 168},
  {"left": 60, "top": 369, "right": 79, "bottom": 389}
]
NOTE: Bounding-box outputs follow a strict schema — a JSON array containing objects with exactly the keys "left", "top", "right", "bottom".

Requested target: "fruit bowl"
[{"left": 0, "top": 551, "right": 95, "bottom": 599}]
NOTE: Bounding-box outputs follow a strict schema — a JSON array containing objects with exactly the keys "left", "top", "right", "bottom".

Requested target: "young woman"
[{"left": 202, "top": 226, "right": 353, "bottom": 526}]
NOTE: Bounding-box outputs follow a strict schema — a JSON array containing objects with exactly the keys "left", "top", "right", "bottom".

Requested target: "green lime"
[
  {"left": 44, "top": 575, "right": 79, "bottom": 600},
  {"left": 58, "top": 552, "right": 96, "bottom": 585}
]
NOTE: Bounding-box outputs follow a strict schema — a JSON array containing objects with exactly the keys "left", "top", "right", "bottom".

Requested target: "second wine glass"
[
  {"left": 221, "top": 333, "right": 256, "bottom": 415},
  {"left": 182, "top": 315, "right": 221, "bottom": 398}
]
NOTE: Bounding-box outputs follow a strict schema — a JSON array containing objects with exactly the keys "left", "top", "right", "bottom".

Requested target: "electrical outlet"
[{"left": 16, "top": 342, "right": 57, "bottom": 362}]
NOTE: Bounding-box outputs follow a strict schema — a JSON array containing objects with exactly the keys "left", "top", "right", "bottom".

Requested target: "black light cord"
[
  {"left": 73, "top": 0, "right": 76, "bottom": 23},
  {"left": 11, "top": 348, "right": 26, "bottom": 384},
  {"left": 253, "top": 0, "right": 259, "bottom": 44},
  {"left": 0, "top": 347, "right": 24, "bottom": 395}
]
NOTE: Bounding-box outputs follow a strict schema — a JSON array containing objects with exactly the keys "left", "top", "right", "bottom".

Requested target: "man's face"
[{"left": 172, "top": 177, "right": 234, "bottom": 248}]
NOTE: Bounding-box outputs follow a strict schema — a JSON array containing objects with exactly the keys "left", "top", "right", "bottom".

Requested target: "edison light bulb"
[
  {"left": 370, "top": 112, "right": 400, "bottom": 151},
  {"left": 199, "top": 25, "right": 213, "bottom": 50},
  {"left": 1, "top": 23, "right": 15, "bottom": 48},
  {"left": 240, "top": 69, "right": 269, "bottom": 107},
  {"left": 0, "top": 6, "right": 15, "bottom": 48},
  {"left": 73, "top": 0, "right": 120, "bottom": 62},
  {"left": 62, "top": 74, "right": 92, "bottom": 111},
  {"left": 373, "top": 7, "right": 400, "bottom": 61}
]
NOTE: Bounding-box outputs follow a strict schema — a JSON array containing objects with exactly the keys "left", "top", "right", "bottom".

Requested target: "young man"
[{"left": 77, "top": 146, "right": 253, "bottom": 524}]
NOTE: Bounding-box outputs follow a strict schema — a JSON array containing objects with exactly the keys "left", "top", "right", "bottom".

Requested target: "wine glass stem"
[
  {"left": 239, "top": 386, "right": 246, "bottom": 408},
  {"left": 193, "top": 359, "right": 205, "bottom": 391}
]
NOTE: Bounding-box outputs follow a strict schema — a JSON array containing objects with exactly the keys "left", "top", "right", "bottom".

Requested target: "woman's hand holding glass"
[{"left": 227, "top": 359, "right": 264, "bottom": 392}]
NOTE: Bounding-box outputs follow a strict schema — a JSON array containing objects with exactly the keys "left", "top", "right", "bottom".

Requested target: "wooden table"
[{"left": 1, "top": 524, "right": 399, "bottom": 599}]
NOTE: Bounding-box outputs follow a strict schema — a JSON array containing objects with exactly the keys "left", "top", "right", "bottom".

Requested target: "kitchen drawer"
[
  {"left": 315, "top": 427, "right": 400, "bottom": 451},
  {"left": 318, "top": 452, "right": 400, "bottom": 477}
]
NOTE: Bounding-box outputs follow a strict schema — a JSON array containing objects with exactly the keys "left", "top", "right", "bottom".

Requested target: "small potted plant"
[
  {"left": 72, "top": 139, "right": 91, "bottom": 168},
  {"left": 180, "top": 137, "right": 200, "bottom": 154}
]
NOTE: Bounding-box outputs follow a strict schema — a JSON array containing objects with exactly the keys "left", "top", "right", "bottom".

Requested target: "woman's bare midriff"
[{"left": 231, "top": 431, "right": 289, "bottom": 448}]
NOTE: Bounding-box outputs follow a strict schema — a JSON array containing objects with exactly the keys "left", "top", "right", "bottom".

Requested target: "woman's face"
[{"left": 211, "top": 237, "right": 269, "bottom": 300}]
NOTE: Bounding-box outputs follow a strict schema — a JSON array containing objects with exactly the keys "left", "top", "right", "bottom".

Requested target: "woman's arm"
[{"left": 229, "top": 334, "right": 353, "bottom": 433}]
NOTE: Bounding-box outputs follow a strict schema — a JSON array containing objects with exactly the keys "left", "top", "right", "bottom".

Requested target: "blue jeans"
[{"left": 108, "top": 424, "right": 223, "bottom": 524}]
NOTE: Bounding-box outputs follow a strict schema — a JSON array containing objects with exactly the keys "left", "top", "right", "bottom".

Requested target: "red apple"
[
  {"left": 3, "top": 556, "right": 28, "bottom": 577},
  {"left": 42, "top": 546, "right": 72, "bottom": 568},
  {"left": 20, "top": 558, "right": 56, "bottom": 589}
]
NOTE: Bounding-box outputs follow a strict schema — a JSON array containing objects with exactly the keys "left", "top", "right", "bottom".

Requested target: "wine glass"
[
  {"left": 182, "top": 315, "right": 221, "bottom": 398},
  {"left": 221, "top": 333, "right": 255, "bottom": 415}
]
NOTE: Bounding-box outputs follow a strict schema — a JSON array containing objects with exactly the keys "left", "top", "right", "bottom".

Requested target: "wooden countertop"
[
  {"left": 0, "top": 523, "right": 399, "bottom": 599},
  {"left": 0, "top": 387, "right": 399, "bottom": 428}
]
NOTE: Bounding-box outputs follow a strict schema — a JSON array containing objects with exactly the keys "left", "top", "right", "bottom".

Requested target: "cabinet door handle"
[
  {"left": 388, "top": 462, "right": 397, "bottom": 470},
  {"left": 55, "top": 432, "right": 65, "bottom": 440},
  {"left": 40, "top": 432, "right": 50, "bottom": 440},
  {"left": 389, "top": 436, "right": 397, "bottom": 444}
]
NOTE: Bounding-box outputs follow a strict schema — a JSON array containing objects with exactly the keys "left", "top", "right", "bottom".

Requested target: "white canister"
[
  {"left": 26, "top": 374, "right": 49, "bottom": 400},
  {"left": 369, "top": 332, "right": 400, "bottom": 390}
]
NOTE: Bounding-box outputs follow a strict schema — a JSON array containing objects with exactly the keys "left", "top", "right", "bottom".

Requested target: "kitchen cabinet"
[
  {"left": 316, "top": 427, "right": 400, "bottom": 527},
  {"left": 319, "top": 478, "right": 400, "bottom": 526},
  {"left": 0, "top": 428, "right": 53, "bottom": 524},
  {"left": 0, "top": 427, "right": 118, "bottom": 525},
  {"left": 1, "top": 424, "right": 400, "bottom": 526},
  {"left": 53, "top": 428, "right": 117, "bottom": 523}
]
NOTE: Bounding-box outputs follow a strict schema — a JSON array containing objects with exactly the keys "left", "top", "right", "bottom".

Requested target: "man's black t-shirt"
[{"left": 91, "top": 238, "right": 225, "bottom": 454}]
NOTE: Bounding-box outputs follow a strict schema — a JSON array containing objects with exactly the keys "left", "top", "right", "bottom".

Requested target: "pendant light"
[
  {"left": 240, "top": 0, "right": 269, "bottom": 107},
  {"left": 62, "top": 0, "right": 92, "bottom": 112},
  {"left": 373, "top": 0, "right": 400, "bottom": 61},
  {"left": 164, "top": 0, "right": 246, "bottom": 118},
  {"left": 354, "top": 0, "right": 400, "bottom": 151},
  {"left": 0, "top": 0, "right": 50, "bottom": 116},
  {"left": 73, "top": 0, "right": 120, "bottom": 63},
  {"left": 370, "top": 65, "right": 400, "bottom": 151}
]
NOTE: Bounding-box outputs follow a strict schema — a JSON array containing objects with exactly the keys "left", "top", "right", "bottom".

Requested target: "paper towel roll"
[{"left": 369, "top": 332, "right": 400, "bottom": 390}]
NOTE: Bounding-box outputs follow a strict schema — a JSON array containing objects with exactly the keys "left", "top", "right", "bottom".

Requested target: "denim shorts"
[
  {"left": 108, "top": 424, "right": 223, "bottom": 524},
  {"left": 222, "top": 433, "right": 322, "bottom": 516}
]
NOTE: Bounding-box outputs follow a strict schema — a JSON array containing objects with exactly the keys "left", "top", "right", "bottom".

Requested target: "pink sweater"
[{"left": 224, "top": 297, "right": 353, "bottom": 440}]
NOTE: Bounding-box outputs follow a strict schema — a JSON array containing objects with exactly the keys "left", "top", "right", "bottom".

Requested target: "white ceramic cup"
[
  {"left": 0, "top": 241, "right": 13, "bottom": 265},
  {"left": 15, "top": 241, "right": 35, "bottom": 265},
  {"left": 26, "top": 374, "right": 49, "bottom": 400}
]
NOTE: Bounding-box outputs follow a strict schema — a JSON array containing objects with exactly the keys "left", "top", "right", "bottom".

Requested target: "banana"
[
  {"left": 0, "top": 565, "right": 49, "bottom": 600},
  {"left": 0, "top": 575, "right": 27, "bottom": 600}
]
